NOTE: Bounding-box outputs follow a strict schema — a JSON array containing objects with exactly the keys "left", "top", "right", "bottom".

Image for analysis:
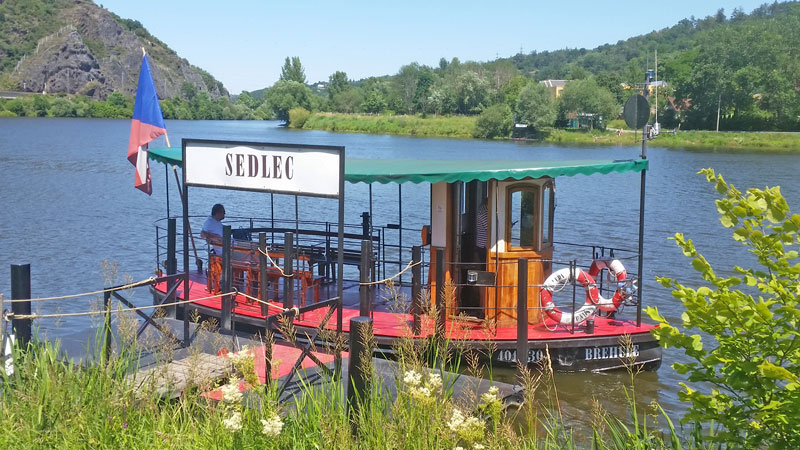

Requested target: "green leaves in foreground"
[{"left": 647, "top": 168, "right": 800, "bottom": 449}]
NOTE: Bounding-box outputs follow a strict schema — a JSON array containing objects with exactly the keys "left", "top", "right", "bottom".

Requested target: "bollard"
[
  {"left": 347, "top": 317, "right": 373, "bottom": 433},
  {"left": 283, "top": 232, "right": 294, "bottom": 312},
  {"left": 411, "top": 246, "right": 421, "bottom": 336},
  {"left": 435, "top": 248, "right": 446, "bottom": 338},
  {"left": 259, "top": 233, "right": 268, "bottom": 316},
  {"left": 10, "top": 264, "right": 32, "bottom": 348},
  {"left": 221, "top": 225, "right": 233, "bottom": 330},
  {"left": 165, "top": 218, "right": 177, "bottom": 319},
  {"left": 359, "top": 240, "right": 372, "bottom": 317},
  {"left": 516, "top": 258, "right": 528, "bottom": 369}
]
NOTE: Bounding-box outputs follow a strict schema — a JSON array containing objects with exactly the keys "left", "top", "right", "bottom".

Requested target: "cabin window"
[
  {"left": 542, "top": 182, "right": 554, "bottom": 247},
  {"left": 508, "top": 187, "right": 537, "bottom": 249}
]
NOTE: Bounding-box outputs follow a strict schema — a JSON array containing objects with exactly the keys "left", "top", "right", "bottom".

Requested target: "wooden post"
[
  {"left": 435, "top": 248, "right": 446, "bottom": 339},
  {"left": 165, "top": 218, "right": 177, "bottom": 319},
  {"left": 259, "top": 233, "right": 268, "bottom": 316},
  {"left": 104, "top": 291, "right": 113, "bottom": 363},
  {"left": 221, "top": 225, "right": 233, "bottom": 331},
  {"left": 263, "top": 330, "right": 273, "bottom": 388},
  {"left": 359, "top": 240, "right": 371, "bottom": 317},
  {"left": 283, "top": 232, "right": 294, "bottom": 312},
  {"left": 516, "top": 258, "right": 528, "bottom": 369},
  {"left": 347, "top": 317, "right": 373, "bottom": 433},
  {"left": 10, "top": 264, "right": 32, "bottom": 348},
  {"left": 411, "top": 246, "right": 421, "bottom": 336}
]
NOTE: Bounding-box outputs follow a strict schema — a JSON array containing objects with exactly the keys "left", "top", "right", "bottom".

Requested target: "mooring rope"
[
  {"left": 256, "top": 248, "right": 294, "bottom": 278},
  {"left": 359, "top": 260, "right": 422, "bottom": 286},
  {"left": 235, "top": 291, "right": 296, "bottom": 314},
  {"left": 3, "top": 277, "right": 158, "bottom": 304},
  {"left": 4, "top": 291, "right": 233, "bottom": 321}
]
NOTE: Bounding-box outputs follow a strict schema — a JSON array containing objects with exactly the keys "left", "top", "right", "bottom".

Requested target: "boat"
[{"left": 146, "top": 142, "right": 661, "bottom": 372}]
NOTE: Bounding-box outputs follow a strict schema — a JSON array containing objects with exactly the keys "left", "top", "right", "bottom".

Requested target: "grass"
[
  {"left": 0, "top": 297, "right": 698, "bottom": 450},
  {"left": 545, "top": 128, "right": 800, "bottom": 151},
  {"left": 302, "top": 112, "right": 476, "bottom": 139},
  {"left": 300, "top": 112, "right": 800, "bottom": 152}
]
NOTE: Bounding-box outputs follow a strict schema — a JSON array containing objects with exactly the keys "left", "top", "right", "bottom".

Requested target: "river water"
[{"left": 1, "top": 118, "right": 798, "bottom": 431}]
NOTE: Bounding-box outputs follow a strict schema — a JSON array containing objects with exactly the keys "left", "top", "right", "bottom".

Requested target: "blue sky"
[{"left": 98, "top": 0, "right": 769, "bottom": 94}]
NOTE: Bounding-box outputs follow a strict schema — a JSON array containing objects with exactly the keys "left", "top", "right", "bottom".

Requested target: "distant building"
[{"left": 540, "top": 80, "right": 567, "bottom": 98}]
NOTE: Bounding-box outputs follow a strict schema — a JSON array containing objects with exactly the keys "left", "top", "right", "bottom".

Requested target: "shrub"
[
  {"left": 648, "top": 169, "right": 800, "bottom": 449},
  {"left": 473, "top": 103, "right": 513, "bottom": 139},
  {"left": 288, "top": 107, "right": 311, "bottom": 128}
]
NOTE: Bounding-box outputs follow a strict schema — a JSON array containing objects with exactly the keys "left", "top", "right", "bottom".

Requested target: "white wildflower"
[
  {"left": 220, "top": 378, "right": 243, "bottom": 404},
  {"left": 448, "top": 408, "right": 466, "bottom": 432},
  {"left": 480, "top": 385, "right": 499, "bottom": 404},
  {"left": 260, "top": 413, "right": 284, "bottom": 437},
  {"left": 223, "top": 411, "right": 242, "bottom": 431},
  {"left": 229, "top": 346, "right": 254, "bottom": 365},
  {"left": 473, "top": 444, "right": 485, "bottom": 449},
  {"left": 426, "top": 373, "right": 442, "bottom": 392},
  {"left": 402, "top": 369, "right": 422, "bottom": 387}
]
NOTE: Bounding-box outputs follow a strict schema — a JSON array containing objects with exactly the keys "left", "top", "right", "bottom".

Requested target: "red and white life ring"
[
  {"left": 588, "top": 259, "right": 628, "bottom": 312},
  {"left": 539, "top": 268, "right": 598, "bottom": 326}
]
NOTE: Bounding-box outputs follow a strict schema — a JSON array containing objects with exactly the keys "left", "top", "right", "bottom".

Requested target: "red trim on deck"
[{"left": 157, "top": 279, "right": 655, "bottom": 344}]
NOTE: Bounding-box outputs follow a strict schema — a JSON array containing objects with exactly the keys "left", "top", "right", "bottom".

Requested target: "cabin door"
[{"left": 449, "top": 180, "right": 488, "bottom": 317}]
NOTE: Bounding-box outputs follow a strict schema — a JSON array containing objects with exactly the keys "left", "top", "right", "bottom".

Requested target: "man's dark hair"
[{"left": 211, "top": 204, "right": 225, "bottom": 216}]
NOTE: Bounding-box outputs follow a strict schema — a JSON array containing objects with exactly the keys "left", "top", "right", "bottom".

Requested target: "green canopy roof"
[{"left": 147, "top": 147, "right": 647, "bottom": 184}]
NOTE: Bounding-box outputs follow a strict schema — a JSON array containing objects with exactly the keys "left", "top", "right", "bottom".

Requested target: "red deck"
[{"left": 156, "top": 274, "right": 655, "bottom": 343}]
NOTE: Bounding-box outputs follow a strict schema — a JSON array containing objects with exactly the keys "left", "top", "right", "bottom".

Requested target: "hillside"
[{"left": 0, "top": 0, "right": 227, "bottom": 99}]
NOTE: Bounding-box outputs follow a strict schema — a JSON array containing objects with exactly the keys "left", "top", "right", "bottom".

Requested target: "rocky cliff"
[{"left": 2, "top": 0, "right": 227, "bottom": 100}]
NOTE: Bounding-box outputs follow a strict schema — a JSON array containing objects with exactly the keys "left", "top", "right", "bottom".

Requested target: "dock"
[{"left": 49, "top": 317, "right": 522, "bottom": 406}]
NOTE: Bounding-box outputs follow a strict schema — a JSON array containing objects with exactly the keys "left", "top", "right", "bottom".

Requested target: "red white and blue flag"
[{"left": 127, "top": 53, "right": 166, "bottom": 195}]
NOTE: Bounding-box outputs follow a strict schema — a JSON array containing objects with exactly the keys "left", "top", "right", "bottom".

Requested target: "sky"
[{"left": 98, "top": 0, "right": 771, "bottom": 94}]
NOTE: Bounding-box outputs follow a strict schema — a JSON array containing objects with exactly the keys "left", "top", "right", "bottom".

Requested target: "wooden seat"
[{"left": 207, "top": 254, "right": 222, "bottom": 293}]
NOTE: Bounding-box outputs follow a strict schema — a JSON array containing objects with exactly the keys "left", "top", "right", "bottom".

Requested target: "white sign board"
[{"left": 184, "top": 141, "right": 342, "bottom": 197}]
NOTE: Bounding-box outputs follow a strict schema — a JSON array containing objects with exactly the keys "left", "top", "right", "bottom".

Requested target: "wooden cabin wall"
[{"left": 486, "top": 248, "right": 553, "bottom": 326}]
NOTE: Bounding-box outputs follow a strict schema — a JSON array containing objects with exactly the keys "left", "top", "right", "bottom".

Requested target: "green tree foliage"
[
  {"left": 327, "top": 71, "right": 350, "bottom": 99},
  {"left": 558, "top": 78, "right": 618, "bottom": 128},
  {"left": 454, "top": 71, "right": 490, "bottom": 114},
  {"left": 280, "top": 56, "right": 306, "bottom": 84},
  {"left": 515, "top": 82, "right": 555, "bottom": 130},
  {"left": 332, "top": 88, "right": 364, "bottom": 114},
  {"left": 501, "top": 75, "right": 530, "bottom": 110},
  {"left": 648, "top": 169, "right": 800, "bottom": 449},
  {"left": 265, "top": 80, "right": 313, "bottom": 122},
  {"left": 288, "top": 107, "right": 311, "bottom": 128},
  {"left": 473, "top": 103, "right": 512, "bottom": 139}
]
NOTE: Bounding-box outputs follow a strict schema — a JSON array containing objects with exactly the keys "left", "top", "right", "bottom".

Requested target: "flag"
[{"left": 127, "top": 53, "right": 166, "bottom": 195}]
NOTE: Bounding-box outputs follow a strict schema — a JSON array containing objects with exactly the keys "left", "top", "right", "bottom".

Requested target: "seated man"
[{"left": 201, "top": 203, "right": 226, "bottom": 255}]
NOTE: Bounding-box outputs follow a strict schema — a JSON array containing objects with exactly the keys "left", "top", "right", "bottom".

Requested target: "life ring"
[
  {"left": 539, "top": 268, "right": 598, "bottom": 326},
  {"left": 588, "top": 259, "right": 628, "bottom": 312}
]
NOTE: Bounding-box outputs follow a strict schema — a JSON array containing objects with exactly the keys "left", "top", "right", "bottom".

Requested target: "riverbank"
[{"left": 298, "top": 112, "right": 800, "bottom": 151}]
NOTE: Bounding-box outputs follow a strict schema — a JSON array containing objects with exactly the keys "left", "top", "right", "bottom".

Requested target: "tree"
[
  {"left": 363, "top": 89, "right": 387, "bottom": 114},
  {"left": 265, "top": 80, "right": 312, "bottom": 122},
  {"left": 236, "top": 91, "right": 258, "bottom": 109},
  {"left": 473, "top": 103, "right": 513, "bottom": 139},
  {"left": 557, "top": 78, "right": 618, "bottom": 128},
  {"left": 515, "top": 82, "right": 555, "bottom": 130},
  {"left": 331, "top": 88, "right": 364, "bottom": 113},
  {"left": 327, "top": 71, "right": 350, "bottom": 99},
  {"left": 648, "top": 169, "right": 800, "bottom": 449},
  {"left": 280, "top": 56, "right": 306, "bottom": 84},
  {"left": 454, "top": 71, "right": 490, "bottom": 114}
]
